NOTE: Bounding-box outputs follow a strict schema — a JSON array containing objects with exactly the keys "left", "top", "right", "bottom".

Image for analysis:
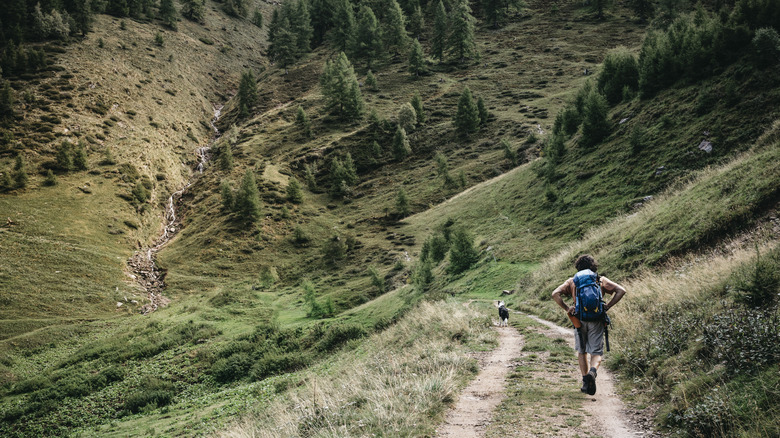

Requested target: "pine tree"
[
  {"left": 398, "top": 102, "right": 417, "bottom": 133},
  {"left": 252, "top": 9, "right": 264, "bottom": 28},
  {"left": 218, "top": 142, "right": 234, "bottom": 170},
  {"left": 408, "top": 38, "right": 425, "bottom": 76},
  {"left": 484, "top": 0, "right": 524, "bottom": 29},
  {"left": 71, "top": 0, "right": 94, "bottom": 35},
  {"left": 274, "top": 18, "right": 298, "bottom": 68},
  {"left": 73, "top": 142, "right": 88, "bottom": 171},
  {"left": 342, "top": 152, "right": 358, "bottom": 185},
  {"left": 382, "top": 0, "right": 409, "bottom": 53},
  {"left": 237, "top": 70, "right": 258, "bottom": 117},
  {"left": 331, "top": 0, "right": 356, "bottom": 53},
  {"left": 13, "top": 154, "right": 27, "bottom": 189},
  {"left": 309, "top": 0, "right": 333, "bottom": 46},
  {"left": 365, "top": 70, "right": 378, "bottom": 90},
  {"left": 411, "top": 92, "right": 425, "bottom": 123},
  {"left": 44, "top": 169, "right": 57, "bottom": 186},
  {"left": 581, "top": 89, "right": 610, "bottom": 147},
  {"left": 448, "top": 0, "right": 477, "bottom": 62},
  {"left": 296, "top": 105, "right": 312, "bottom": 138},
  {"left": 501, "top": 138, "right": 517, "bottom": 166},
  {"left": 159, "top": 0, "right": 178, "bottom": 30},
  {"left": 432, "top": 0, "right": 447, "bottom": 61},
  {"left": 477, "top": 96, "right": 489, "bottom": 125},
  {"left": 396, "top": 187, "right": 410, "bottom": 216},
  {"left": 292, "top": 0, "right": 313, "bottom": 54},
  {"left": 447, "top": 227, "right": 478, "bottom": 274},
  {"left": 320, "top": 52, "right": 363, "bottom": 121},
  {"left": 287, "top": 177, "right": 304, "bottom": 203},
  {"left": 353, "top": 5, "right": 382, "bottom": 69},
  {"left": 268, "top": 9, "right": 281, "bottom": 52},
  {"left": 392, "top": 126, "right": 411, "bottom": 160},
  {"left": 408, "top": 4, "right": 424, "bottom": 38},
  {"left": 1, "top": 171, "right": 13, "bottom": 192},
  {"left": 454, "top": 86, "right": 480, "bottom": 135},
  {"left": 56, "top": 141, "right": 73, "bottom": 171},
  {"left": 220, "top": 180, "right": 235, "bottom": 211},
  {"left": 0, "top": 80, "right": 13, "bottom": 119},
  {"left": 223, "top": 0, "right": 248, "bottom": 17},
  {"left": 182, "top": 0, "right": 206, "bottom": 23},
  {"left": 236, "top": 169, "right": 261, "bottom": 222}
]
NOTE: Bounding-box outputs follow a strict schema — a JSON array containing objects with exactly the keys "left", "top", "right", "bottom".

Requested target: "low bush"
[
  {"left": 316, "top": 323, "right": 367, "bottom": 352},
  {"left": 123, "top": 378, "right": 176, "bottom": 414}
]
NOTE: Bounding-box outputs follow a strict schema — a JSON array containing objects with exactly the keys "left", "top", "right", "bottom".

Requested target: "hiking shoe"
[
  {"left": 581, "top": 378, "right": 589, "bottom": 393},
  {"left": 586, "top": 369, "right": 597, "bottom": 395}
]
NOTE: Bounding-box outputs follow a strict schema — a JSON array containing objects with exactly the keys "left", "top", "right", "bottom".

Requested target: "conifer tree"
[
  {"left": 73, "top": 142, "right": 88, "bottom": 171},
  {"left": 236, "top": 169, "right": 261, "bottom": 222},
  {"left": 238, "top": 70, "right": 258, "bottom": 118},
  {"left": 218, "top": 142, "right": 234, "bottom": 170},
  {"left": 382, "top": 0, "right": 409, "bottom": 53},
  {"left": 353, "top": 5, "right": 382, "bottom": 69},
  {"left": 182, "top": 0, "right": 206, "bottom": 23},
  {"left": 501, "top": 138, "right": 517, "bottom": 166},
  {"left": 342, "top": 152, "right": 358, "bottom": 185},
  {"left": 432, "top": 0, "right": 448, "bottom": 61},
  {"left": 392, "top": 126, "right": 411, "bottom": 160},
  {"left": 44, "top": 169, "right": 57, "bottom": 186},
  {"left": 13, "top": 154, "right": 27, "bottom": 189},
  {"left": 274, "top": 18, "right": 298, "bottom": 68},
  {"left": 581, "top": 89, "right": 610, "bottom": 147},
  {"left": 408, "top": 38, "right": 425, "bottom": 76},
  {"left": 268, "top": 9, "right": 281, "bottom": 50},
  {"left": 159, "top": 0, "right": 178, "bottom": 30},
  {"left": 223, "top": 0, "right": 248, "bottom": 17},
  {"left": 296, "top": 105, "right": 312, "bottom": 138},
  {"left": 411, "top": 92, "right": 425, "bottom": 123},
  {"left": 408, "top": 4, "right": 424, "bottom": 38},
  {"left": 252, "top": 9, "right": 263, "bottom": 28},
  {"left": 56, "top": 141, "right": 73, "bottom": 171},
  {"left": 398, "top": 102, "right": 417, "bottom": 132},
  {"left": 220, "top": 180, "right": 235, "bottom": 211},
  {"left": 396, "top": 187, "right": 410, "bottom": 216},
  {"left": 292, "top": 0, "right": 313, "bottom": 54},
  {"left": 477, "top": 96, "right": 489, "bottom": 125},
  {"left": 630, "top": 0, "right": 653, "bottom": 23},
  {"left": 366, "top": 70, "right": 378, "bottom": 90},
  {"left": 484, "top": 0, "right": 524, "bottom": 29},
  {"left": 454, "top": 86, "right": 480, "bottom": 135},
  {"left": 1, "top": 171, "right": 13, "bottom": 192},
  {"left": 320, "top": 52, "right": 363, "bottom": 120},
  {"left": 331, "top": 0, "right": 356, "bottom": 53},
  {"left": 447, "top": 227, "right": 478, "bottom": 274},
  {"left": 308, "top": 0, "right": 333, "bottom": 46},
  {"left": 71, "top": 0, "right": 94, "bottom": 35},
  {"left": 287, "top": 177, "right": 304, "bottom": 203},
  {"left": 448, "top": 0, "right": 477, "bottom": 62}
]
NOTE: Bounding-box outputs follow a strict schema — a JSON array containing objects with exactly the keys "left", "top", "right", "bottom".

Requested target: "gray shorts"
[{"left": 573, "top": 320, "right": 604, "bottom": 355}]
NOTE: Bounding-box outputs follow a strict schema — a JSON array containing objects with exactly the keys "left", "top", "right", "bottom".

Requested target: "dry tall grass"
[{"left": 218, "top": 300, "right": 495, "bottom": 438}]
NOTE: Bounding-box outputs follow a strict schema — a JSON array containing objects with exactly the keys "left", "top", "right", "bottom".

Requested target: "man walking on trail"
[{"left": 551, "top": 254, "right": 626, "bottom": 395}]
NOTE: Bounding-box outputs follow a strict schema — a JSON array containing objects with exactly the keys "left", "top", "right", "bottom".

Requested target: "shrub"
[
  {"left": 250, "top": 352, "right": 311, "bottom": 380},
  {"left": 597, "top": 48, "right": 639, "bottom": 105},
  {"left": 413, "top": 258, "right": 434, "bottom": 288},
  {"left": 701, "top": 308, "right": 780, "bottom": 372},
  {"left": 397, "top": 102, "right": 417, "bottom": 133},
  {"left": 123, "top": 378, "right": 176, "bottom": 413},
  {"left": 752, "top": 27, "right": 780, "bottom": 68},
  {"left": 287, "top": 177, "right": 304, "bottom": 203},
  {"left": 368, "top": 266, "right": 385, "bottom": 294},
  {"left": 316, "top": 323, "right": 366, "bottom": 351},
  {"left": 211, "top": 352, "right": 253, "bottom": 383},
  {"left": 729, "top": 247, "right": 780, "bottom": 308}
]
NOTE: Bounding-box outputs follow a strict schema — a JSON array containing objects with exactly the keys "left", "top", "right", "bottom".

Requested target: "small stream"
[{"left": 129, "top": 105, "right": 222, "bottom": 315}]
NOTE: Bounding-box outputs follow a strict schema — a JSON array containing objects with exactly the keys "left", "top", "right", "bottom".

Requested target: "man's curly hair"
[{"left": 574, "top": 254, "right": 598, "bottom": 272}]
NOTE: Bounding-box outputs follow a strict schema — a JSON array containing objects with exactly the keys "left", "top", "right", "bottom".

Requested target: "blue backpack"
[{"left": 573, "top": 269, "right": 604, "bottom": 322}]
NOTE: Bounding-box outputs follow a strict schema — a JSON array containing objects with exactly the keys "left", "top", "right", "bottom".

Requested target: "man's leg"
[{"left": 590, "top": 353, "right": 603, "bottom": 371}]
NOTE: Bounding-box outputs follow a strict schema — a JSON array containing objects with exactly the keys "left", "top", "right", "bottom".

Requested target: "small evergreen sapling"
[
  {"left": 287, "top": 177, "right": 304, "bottom": 203},
  {"left": 396, "top": 187, "right": 410, "bottom": 217},
  {"left": 411, "top": 93, "right": 425, "bottom": 124},
  {"left": 454, "top": 87, "right": 480, "bottom": 135},
  {"left": 392, "top": 126, "right": 411, "bottom": 160}
]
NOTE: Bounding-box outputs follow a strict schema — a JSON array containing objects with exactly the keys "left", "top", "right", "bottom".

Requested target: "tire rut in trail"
[
  {"left": 436, "top": 325, "right": 524, "bottom": 437},
  {"left": 522, "top": 312, "right": 657, "bottom": 438}
]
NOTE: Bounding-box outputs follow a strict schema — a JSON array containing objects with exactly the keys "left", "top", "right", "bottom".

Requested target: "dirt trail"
[
  {"left": 436, "top": 325, "right": 524, "bottom": 437},
  {"left": 523, "top": 313, "right": 648, "bottom": 438}
]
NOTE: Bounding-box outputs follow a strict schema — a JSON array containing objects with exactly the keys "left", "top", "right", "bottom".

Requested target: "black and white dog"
[{"left": 498, "top": 301, "right": 509, "bottom": 327}]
